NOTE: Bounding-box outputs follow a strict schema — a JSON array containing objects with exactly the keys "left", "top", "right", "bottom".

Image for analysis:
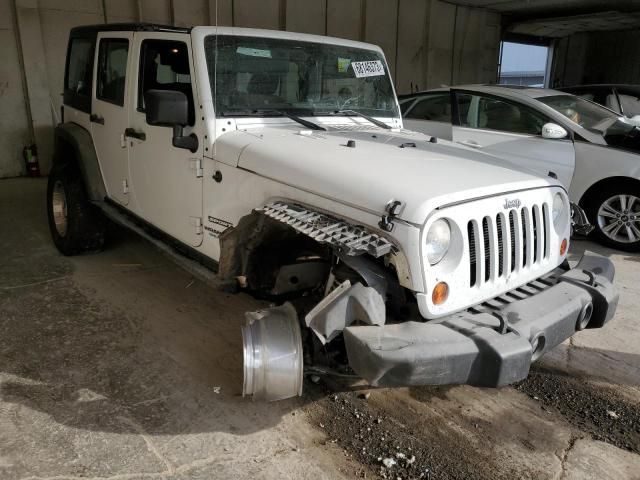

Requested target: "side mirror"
[
  {"left": 144, "top": 89, "right": 198, "bottom": 152},
  {"left": 542, "top": 122, "right": 568, "bottom": 140}
]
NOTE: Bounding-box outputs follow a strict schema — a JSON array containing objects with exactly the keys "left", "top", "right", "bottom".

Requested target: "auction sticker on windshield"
[
  {"left": 236, "top": 46, "right": 272, "bottom": 58},
  {"left": 351, "top": 60, "right": 385, "bottom": 78}
]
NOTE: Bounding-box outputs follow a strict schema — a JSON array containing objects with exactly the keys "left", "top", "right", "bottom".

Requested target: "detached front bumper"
[{"left": 344, "top": 251, "right": 618, "bottom": 388}]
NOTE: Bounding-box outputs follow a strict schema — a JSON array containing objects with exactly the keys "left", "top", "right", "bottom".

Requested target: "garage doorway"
[{"left": 498, "top": 41, "right": 551, "bottom": 87}]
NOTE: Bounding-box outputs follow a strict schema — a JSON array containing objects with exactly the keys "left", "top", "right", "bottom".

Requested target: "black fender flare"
[{"left": 54, "top": 122, "right": 106, "bottom": 202}]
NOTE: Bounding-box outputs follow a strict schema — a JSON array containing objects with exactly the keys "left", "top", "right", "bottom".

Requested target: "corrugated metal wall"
[{"left": 1, "top": 0, "right": 502, "bottom": 177}]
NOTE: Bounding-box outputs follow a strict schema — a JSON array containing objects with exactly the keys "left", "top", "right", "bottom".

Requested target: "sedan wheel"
[{"left": 596, "top": 194, "right": 640, "bottom": 245}]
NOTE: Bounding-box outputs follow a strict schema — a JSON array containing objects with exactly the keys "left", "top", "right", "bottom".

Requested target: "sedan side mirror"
[
  {"left": 144, "top": 89, "right": 198, "bottom": 152},
  {"left": 542, "top": 122, "right": 568, "bottom": 140}
]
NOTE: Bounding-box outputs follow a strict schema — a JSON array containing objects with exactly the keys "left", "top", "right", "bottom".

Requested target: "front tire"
[
  {"left": 47, "top": 165, "right": 106, "bottom": 255},
  {"left": 584, "top": 185, "right": 640, "bottom": 252}
]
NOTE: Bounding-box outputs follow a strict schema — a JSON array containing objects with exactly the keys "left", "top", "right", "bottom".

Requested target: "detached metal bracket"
[{"left": 571, "top": 202, "right": 594, "bottom": 236}]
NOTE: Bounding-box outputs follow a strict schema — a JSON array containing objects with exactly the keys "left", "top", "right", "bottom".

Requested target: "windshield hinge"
[{"left": 190, "top": 158, "right": 203, "bottom": 178}]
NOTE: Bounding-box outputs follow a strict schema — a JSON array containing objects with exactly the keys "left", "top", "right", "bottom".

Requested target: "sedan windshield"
[
  {"left": 204, "top": 35, "right": 398, "bottom": 119},
  {"left": 538, "top": 95, "right": 630, "bottom": 133},
  {"left": 539, "top": 94, "right": 640, "bottom": 150}
]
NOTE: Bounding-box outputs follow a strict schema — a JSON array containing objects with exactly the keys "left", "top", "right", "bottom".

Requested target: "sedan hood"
[{"left": 217, "top": 126, "right": 557, "bottom": 225}]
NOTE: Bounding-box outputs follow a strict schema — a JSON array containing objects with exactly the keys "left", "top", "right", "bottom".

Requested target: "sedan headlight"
[
  {"left": 552, "top": 192, "right": 566, "bottom": 228},
  {"left": 426, "top": 219, "right": 451, "bottom": 265}
]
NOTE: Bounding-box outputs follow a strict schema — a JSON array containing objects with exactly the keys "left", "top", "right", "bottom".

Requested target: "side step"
[{"left": 99, "top": 202, "right": 219, "bottom": 286}]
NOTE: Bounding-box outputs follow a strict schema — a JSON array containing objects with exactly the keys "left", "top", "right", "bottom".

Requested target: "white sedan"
[{"left": 400, "top": 85, "right": 640, "bottom": 251}]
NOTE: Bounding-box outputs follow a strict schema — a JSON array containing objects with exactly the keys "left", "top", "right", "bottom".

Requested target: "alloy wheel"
[
  {"left": 52, "top": 180, "right": 68, "bottom": 237},
  {"left": 597, "top": 194, "right": 640, "bottom": 244}
]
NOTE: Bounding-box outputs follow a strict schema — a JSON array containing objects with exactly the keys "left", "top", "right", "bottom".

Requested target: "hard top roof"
[{"left": 70, "top": 23, "right": 191, "bottom": 36}]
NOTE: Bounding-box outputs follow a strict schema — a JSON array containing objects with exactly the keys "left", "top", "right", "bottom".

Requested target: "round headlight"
[
  {"left": 552, "top": 192, "right": 566, "bottom": 227},
  {"left": 426, "top": 219, "right": 451, "bottom": 265}
]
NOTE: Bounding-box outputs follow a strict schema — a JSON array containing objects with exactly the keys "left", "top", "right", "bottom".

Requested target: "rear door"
[
  {"left": 91, "top": 32, "right": 132, "bottom": 205},
  {"left": 402, "top": 92, "right": 453, "bottom": 139},
  {"left": 126, "top": 32, "right": 204, "bottom": 247},
  {"left": 451, "top": 90, "right": 576, "bottom": 188}
]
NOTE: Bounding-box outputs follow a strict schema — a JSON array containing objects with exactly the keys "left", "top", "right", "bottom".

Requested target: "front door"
[
  {"left": 91, "top": 32, "right": 133, "bottom": 205},
  {"left": 126, "top": 32, "right": 203, "bottom": 247},
  {"left": 452, "top": 91, "right": 576, "bottom": 188}
]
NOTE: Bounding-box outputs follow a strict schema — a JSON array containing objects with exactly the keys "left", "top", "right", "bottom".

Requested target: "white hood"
[{"left": 216, "top": 126, "right": 558, "bottom": 225}]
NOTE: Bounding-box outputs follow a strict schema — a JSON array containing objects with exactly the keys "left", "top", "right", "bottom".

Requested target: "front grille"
[{"left": 467, "top": 203, "right": 550, "bottom": 287}]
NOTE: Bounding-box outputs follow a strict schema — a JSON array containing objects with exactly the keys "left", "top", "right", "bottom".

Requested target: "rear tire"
[
  {"left": 47, "top": 165, "right": 106, "bottom": 255},
  {"left": 584, "top": 184, "right": 640, "bottom": 252}
]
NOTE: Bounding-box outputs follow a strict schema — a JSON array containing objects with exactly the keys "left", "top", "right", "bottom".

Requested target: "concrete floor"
[{"left": 0, "top": 177, "right": 639, "bottom": 479}]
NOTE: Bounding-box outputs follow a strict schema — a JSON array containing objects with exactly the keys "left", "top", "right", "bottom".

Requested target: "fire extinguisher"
[{"left": 23, "top": 144, "right": 40, "bottom": 177}]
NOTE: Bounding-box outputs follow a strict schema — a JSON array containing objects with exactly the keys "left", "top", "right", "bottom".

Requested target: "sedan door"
[{"left": 451, "top": 90, "right": 576, "bottom": 188}]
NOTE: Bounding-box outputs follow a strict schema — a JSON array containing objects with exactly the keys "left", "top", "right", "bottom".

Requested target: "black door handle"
[
  {"left": 90, "top": 113, "right": 104, "bottom": 125},
  {"left": 124, "top": 128, "right": 146, "bottom": 141}
]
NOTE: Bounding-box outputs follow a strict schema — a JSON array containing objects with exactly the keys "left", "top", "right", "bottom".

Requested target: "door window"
[
  {"left": 138, "top": 40, "right": 194, "bottom": 125},
  {"left": 64, "top": 37, "right": 95, "bottom": 112},
  {"left": 456, "top": 93, "right": 546, "bottom": 135},
  {"left": 67, "top": 38, "right": 94, "bottom": 95},
  {"left": 96, "top": 38, "right": 129, "bottom": 106},
  {"left": 405, "top": 94, "right": 451, "bottom": 122}
]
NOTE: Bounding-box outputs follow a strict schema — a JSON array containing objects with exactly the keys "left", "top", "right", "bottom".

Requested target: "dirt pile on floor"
[
  {"left": 516, "top": 367, "right": 640, "bottom": 453},
  {"left": 306, "top": 384, "right": 523, "bottom": 480}
]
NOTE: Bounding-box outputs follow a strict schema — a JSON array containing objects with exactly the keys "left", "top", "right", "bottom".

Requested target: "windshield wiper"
[
  {"left": 221, "top": 109, "right": 326, "bottom": 131},
  {"left": 322, "top": 109, "right": 392, "bottom": 130}
]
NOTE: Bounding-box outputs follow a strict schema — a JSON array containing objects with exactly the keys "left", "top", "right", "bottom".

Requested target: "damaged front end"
[
  {"left": 240, "top": 202, "right": 618, "bottom": 402},
  {"left": 240, "top": 201, "right": 404, "bottom": 401}
]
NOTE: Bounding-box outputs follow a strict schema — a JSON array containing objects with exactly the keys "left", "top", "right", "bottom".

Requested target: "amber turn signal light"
[
  {"left": 432, "top": 282, "right": 449, "bottom": 305},
  {"left": 560, "top": 238, "right": 568, "bottom": 256}
]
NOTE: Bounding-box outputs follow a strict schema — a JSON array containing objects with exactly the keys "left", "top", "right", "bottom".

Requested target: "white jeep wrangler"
[{"left": 49, "top": 23, "right": 618, "bottom": 401}]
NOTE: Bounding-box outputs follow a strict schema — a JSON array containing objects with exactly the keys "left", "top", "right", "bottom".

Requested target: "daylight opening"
[{"left": 498, "top": 41, "right": 551, "bottom": 87}]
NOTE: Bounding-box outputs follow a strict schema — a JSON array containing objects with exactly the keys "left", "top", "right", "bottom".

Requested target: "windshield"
[
  {"left": 204, "top": 35, "right": 398, "bottom": 118},
  {"left": 538, "top": 95, "right": 630, "bottom": 132},
  {"left": 539, "top": 94, "right": 640, "bottom": 149}
]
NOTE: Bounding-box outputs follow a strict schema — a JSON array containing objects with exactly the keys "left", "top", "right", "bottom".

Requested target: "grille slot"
[
  {"left": 532, "top": 206, "right": 539, "bottom": 263},
  {"left": 509, "top": 210, "right": 517, "bottom": 272},
  {"left": 521, "top": 209, "right": 528, "bottom": 267},
  {"left": 496, "top": 213, "right": 505, "bottom": 277},
  {"left": 467, "top": 202, "right": 551, "bottom": 287},
  {"left": 482, "top": 217, "right": 490, "bottom": 282},
  {"left": 468, "top": 221, "right": 477, "bottom": 287},
  {"left": 542, "top": 203, "right": 550, "bottom": 258}
]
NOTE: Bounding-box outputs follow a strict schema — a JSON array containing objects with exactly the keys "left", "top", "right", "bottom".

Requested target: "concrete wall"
[
  {"left": 0, "top": 0, "right": 502, "bottom": 178},
  {"left": 551, "top": 29, "right": 640, "bottom": 87},
  {"left": 0, "top": 0, "right": 31, "bottom": 177}
]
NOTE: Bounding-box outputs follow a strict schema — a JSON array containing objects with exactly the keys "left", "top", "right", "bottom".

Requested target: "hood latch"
[{"left": 379, "top": 200, "right": 404, "bottom": 232}]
